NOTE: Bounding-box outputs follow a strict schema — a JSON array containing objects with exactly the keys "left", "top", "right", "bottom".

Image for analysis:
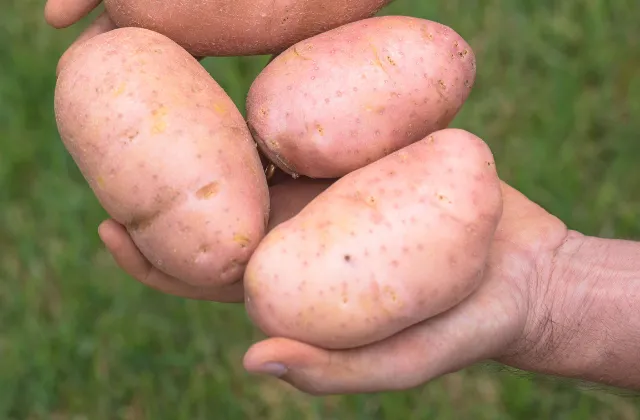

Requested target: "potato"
[
  {"left": 244, "top": 129, "right": 503, "bottom": 350},
  {"left": 103, "top": 0, "right": 392, "bottom": 57},
  {"left": 246, "top": 16, "right": 477, "bottom": 179},
  {"left": 54, "top": 27, "right": 270, "bottom": 289}
]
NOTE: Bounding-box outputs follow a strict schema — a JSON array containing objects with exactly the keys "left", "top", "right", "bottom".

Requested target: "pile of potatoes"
[{"left": 52, "top": 1, "right": 503, "bottom": 350}]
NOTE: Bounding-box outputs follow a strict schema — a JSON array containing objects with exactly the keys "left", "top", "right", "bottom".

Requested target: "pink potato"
[
  {"left": 54, "top": 27, "right": 270, "bottom": 289},
  {"left": 247, "top": 16, "right": 477, "bottom": 179},
  {"left": 103, "top": 0, "right": 393, "bottom": 57},
  {"left": 244, "top": 129, "right": 503, "bottom": 350}
]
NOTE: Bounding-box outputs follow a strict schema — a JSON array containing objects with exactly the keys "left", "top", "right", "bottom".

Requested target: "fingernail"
[{"left": 253, "top": 362, "right": 288, "bottom": 378}]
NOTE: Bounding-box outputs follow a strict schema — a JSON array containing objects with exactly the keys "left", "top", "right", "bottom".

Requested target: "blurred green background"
[{"left": 2, "top": 0, "right": 639, "bottom": 418}]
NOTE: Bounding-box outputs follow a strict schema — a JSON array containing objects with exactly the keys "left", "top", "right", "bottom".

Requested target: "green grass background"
[{"left": 2, "top": 0, "right": 639, "bottom": 418}]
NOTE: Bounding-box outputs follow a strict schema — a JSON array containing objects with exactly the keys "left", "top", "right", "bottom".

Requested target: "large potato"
[
  {"left": 103, "top": 0, "right": 392, "bottom": 57},
  {"left": 244, "top": 129, "right": 503, "bottom": 350},
  {"left": 55, "top": 27, "right": 270, "bottom": 289},
  {"left": 247, "top": 16, "right": 477, "bottom": 179}
]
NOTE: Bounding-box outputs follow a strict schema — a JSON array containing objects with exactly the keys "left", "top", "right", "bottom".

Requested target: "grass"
[{"left": 1, "top": 0, "right": 639, "bottom": 418}]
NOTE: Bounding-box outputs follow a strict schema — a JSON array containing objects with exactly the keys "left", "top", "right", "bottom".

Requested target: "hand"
[{"left": 242, "top": 182, "right": 570, "bottom": 394}]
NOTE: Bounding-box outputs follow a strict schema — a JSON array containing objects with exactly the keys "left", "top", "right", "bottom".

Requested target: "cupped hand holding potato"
[
  {"left": 245, "top": 129, "right": 503, "bottom": 350},
  {"left": 46, "top": 0, "right": 567, "bottom": 395}
]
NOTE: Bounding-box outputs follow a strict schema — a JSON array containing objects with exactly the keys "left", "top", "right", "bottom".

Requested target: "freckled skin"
[
  {"left": 247, "top": 16, "right": 477, "bottom": 179},
  {"left": 104, "top": 0, "right": 392, "bottom": 57},
  {"left": 54, "top": 27, "right": 270, "bottom": 288},
  {"left": 244, "top": 129, "right": 503, "bottom": 350}
]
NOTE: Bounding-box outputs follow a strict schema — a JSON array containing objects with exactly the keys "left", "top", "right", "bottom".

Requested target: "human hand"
[{"left": 241, "top": 180, "right": 570, "bottom": 394}]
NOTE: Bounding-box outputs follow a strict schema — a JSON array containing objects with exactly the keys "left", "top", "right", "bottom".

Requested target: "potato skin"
[
  {"left": 247, "top": 16, "right": 477, "bottom": 179},
  {"left": 54, "top": 27, "right": 270, "bottom": 288},
  {"left": 103, "top": 0, "right": 392, "bottom": 57},
  {"left": 244, "top": 129, "right": 503, "bottom": 350}
]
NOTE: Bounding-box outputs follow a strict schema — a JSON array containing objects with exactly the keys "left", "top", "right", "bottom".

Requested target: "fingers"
[
  {"left": 98, "top": 220, "right": 150, "bottom": 281},
  {"left": 243, "top": 266, "right": 525, "bottom": 396},
  {"left": 98, "top": 220, "right": 245, "bottom": 302},
  {"left": 45, "top": 0, "right": 103, "bottom": 29},
  {"left": 57, "top": 11, "right": 118, "bottom": 77}
]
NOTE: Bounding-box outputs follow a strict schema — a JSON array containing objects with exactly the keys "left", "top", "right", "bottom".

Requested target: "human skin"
[{"left": 49, "top": 5, "right": 640, "bottom": 395}]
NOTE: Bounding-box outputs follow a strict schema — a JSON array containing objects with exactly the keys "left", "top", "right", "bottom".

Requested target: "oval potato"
[
  {"left": 247, "top": 16, "right": 477, "bottom": 179},
  {"left": 103, "top": 0, "right": 393, "bottom": 57},
  {"left": 55, "top": 27, "right": 270, "bottom": 289},
  {"left": 244, "top": 129, "right": 503, "bottom": 350}
]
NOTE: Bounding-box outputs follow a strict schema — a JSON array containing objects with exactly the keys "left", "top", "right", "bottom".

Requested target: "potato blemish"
[
  {"left": 383, "top": 286, "right": 398, "bottom": 303},
  {"left": 196, "top": 182, "right": 220, "bottom": 199},
  {"left": 341, "top": 282, "right": 349, "bottom": 304},
  {"left": 369, "top": 43, "right": 391, "bottom": 78},
  {"left": 436, "top": 192, "right": 453, "bottom": 204},
  {"left": 113, "top": 83, "right": 126, "bottom": 97},
  {"left": 151, "top": 106, "right": 168, "bottom": 134},
  {"left": 293, "top": 45, "right": 313, "bottom": 61},
  {"left": 397, "top": 150, "right": 409, "bottom": 161},
  {"left": 366, "top": 195, "right": 377, "bottom": 207},
  {"left": 421, "top": 26, "right": 434, "bottom": 41},
  {"left": 124, "top": 128, "right": 139, "bottom": 142},
  {"left": 233, "top": 234, "right": 251, "bottom": 248},
  {"left": 213, "top": 103, "right": 226, "bottom": 115},
  {"left": 365, "top": 105, "right": 386, "bottom": 114}
]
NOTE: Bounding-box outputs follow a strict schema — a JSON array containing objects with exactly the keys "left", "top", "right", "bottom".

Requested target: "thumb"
[{"left": 242, "top": 269, "right": 525, "bottom": 396}]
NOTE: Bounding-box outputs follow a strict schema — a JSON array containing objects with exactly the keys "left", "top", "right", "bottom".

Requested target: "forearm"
[{"left": 510, "top": 231, "right": 640, "bottom": 390}]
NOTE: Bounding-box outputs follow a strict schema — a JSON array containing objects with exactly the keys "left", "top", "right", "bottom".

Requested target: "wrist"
[{"left": 503, "top": 230, "right": 640, "bottom": 390}]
